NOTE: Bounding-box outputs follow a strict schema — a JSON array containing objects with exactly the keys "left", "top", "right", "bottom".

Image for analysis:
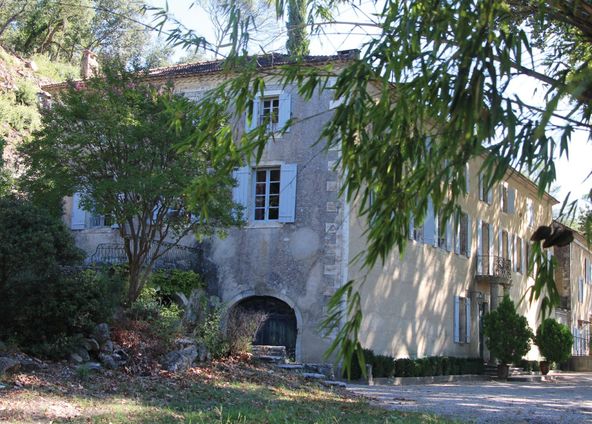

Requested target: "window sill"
[{"left": 246, "top": 221, "right": 284, "bottom": 229}]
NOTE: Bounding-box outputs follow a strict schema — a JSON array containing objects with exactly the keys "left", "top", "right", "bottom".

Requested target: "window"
[
  {"left": 501, "top": 230, "right": 509, "bottom": 259},
  {"left": 454, "top": 296, "right": 471, "bottom": 343},
  {"left": 245, "top": 91, "right": 291, "bottom": 133},
  {"left": 260, "top": 97, "right": 280, "bottom": 131},
  {"left": 437, "top": 214, "right": 447, "bottom": 249},
  {"left": 254, "top": 168, "right": 280, "bottom": 221},
  {"left": 478, "top": 173, "right": 492, "bottom": 204},
  {"left": 501, "top": 182, "right": 515, "bottom": 214},
  {"left": 232, "top": 164, "right": 297, "bottom": 223},
  {"left": 458, "top": 212, "right": 470, "bottom": 257},
  {"left": 516, "top": 236, "right": 523, "bottom": 273},
  {"left": 477, "top": 220, "right": 491, "bottom": 273},
  {"left": 70, "top": 192, "right": 114, "bottom": 230},
  {"left": 526, "top": 198, "right": 534, "bottom": 227},
  {"left": 525, "top": 241, "right": 531, "bottom": 276}
]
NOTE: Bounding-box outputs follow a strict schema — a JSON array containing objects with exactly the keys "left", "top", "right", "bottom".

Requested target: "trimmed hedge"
[{"left": 344, "top": 349, "right": 484, "bottom": 380}]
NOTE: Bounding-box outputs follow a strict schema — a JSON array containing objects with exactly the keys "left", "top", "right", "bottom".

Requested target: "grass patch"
[
  {"left": 0, "top": 362, "right": 455, "bottom": 423},
  {"left": 31, "top": 53, "right": 79, "bottom": 81}
]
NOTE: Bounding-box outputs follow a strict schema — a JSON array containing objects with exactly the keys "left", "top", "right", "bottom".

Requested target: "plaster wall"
[{"left": 348, "top": 156, "right": 556, "bottom": 361}]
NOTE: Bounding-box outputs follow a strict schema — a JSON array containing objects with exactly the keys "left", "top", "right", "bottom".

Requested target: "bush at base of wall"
[
  {"left": 344, "top": 349, "right": 484, "bottom": 380},
  {"left": 394, "top": 356, "right": 483, "bottom": 377}
]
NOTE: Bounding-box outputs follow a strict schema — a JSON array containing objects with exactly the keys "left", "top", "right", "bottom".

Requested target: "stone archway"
[{"left": 230, "top": 296, "right": 298, "bottom": 359}]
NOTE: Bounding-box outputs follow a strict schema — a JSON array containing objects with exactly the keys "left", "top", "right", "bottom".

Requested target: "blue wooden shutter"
[
  {"left": 465, "top": 299, "right": 471, "bottom": 343},
  {"left": 465, "top": 164, "right": 470, "bottom": 194},
  {"left": 478, "top": 173, "right": 484, "bottom": 201},
  {"left": 278, "top": 92, "right": 291, "bottom": 130},
  {"left": 232, "top": 167, "right": 251, "bottom": 219},
  {"left": 409, "top": 215, "right": 414, "bottom": 240},
  {"left": 466, "top": 215, "right": 472, "bottom": 258},
  {"left": 278, "top": 163, "right": 297, "bottom": 223},
  {"left": 508, "top": 187, "right": 516, "bottom": 214},
  {"left": 487, "top": 185, "right": 493, "bottom": 204},
  {"left": 71, "top": 192, "right": 86, "bottom": 230},
  {"left": 424, "top": 197, "right": 436, "bottom": 245},
  {"left": 477, "top": 219, "right": 482, "bottom": 273},
  {"left": 579, "top": 277, "right": 584, "bottom": 303},
  {"left": 522, "top": 238, "right": 527, "bottom": 274},
  {"left": 245, "top": 96, "right": 260, "bottom": 132},
  {"left": 454, "top": 214, "right": 461, "bottom": 255},
  {"left": 446, "top": 217, "right": 453, "bottom": 251},
  {"left": 453, "top": 296, "right": 460, "bottom": 343}
]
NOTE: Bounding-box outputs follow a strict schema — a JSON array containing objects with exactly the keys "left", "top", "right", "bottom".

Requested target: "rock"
[
  {"left": 93, "top": 323, "right": 110, "bottom": 344},
  {"left": 304, "top": 363, "right": 335, "bottom": 379},
  {"left": 98, "top": 353, "right": 118, "bottom": 370},
  {"left": 172, "top": 292, "right": 189, "bottom": 308},
  {"left": 80, "top": 362, "right": 102, "bottom": 372},
  {"left": 76, "top": 347, "right": 90, "bottom": 363},
  {"left": 82, "top": 338, "right": 100, "bottom": 352},
  {"left": 112, "top": 349, "right": 129, "bottom": 363},
  {"left": 302, "top": 372, "right": 326, "bottom": 380},
  {"left": 323, "top": 380, "right": 347, "bottom": 388},
  {"left": 25, "top": 60, "right": 38, "bottom": 72},
  {"left": 162, "top": 345, "right": 198, "bottom": 372},
  {"left": 196, "top": 342, "right": 209, "bottom": 362},
  {"left": 19, "top": 358, "right": 44, "bottom": 372},
  {"left": 100, "top": 340, "right": 114, "bottom": 353},
  {"left": 69, "top": 353, "right": 84, "bottom": 364},
  {"left": 0, "top": 357, "right": 20, "bottom": 375},
  {"left": 183, "top": 289, "right": 206, "bottom": 325},
  {"left": 0, "top": 341, "right": 7, "bottom": 352}
]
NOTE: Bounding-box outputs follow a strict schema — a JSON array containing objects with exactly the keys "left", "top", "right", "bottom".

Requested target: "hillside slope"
[{"left": 0, "top": 46, "right": 79, "bottom": 176}]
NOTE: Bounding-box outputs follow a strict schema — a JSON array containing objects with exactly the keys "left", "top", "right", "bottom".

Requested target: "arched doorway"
[{"left": 232, "top": 296, "right": 297, "bottom": 359}]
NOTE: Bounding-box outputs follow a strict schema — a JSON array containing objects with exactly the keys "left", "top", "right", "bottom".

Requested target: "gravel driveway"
[{"left": 348, "top": 373, "right": 592, "bottom": 423}]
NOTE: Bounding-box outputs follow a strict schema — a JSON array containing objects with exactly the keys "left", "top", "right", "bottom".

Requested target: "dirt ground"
[{"left": 349, "top": 372, "right": 592, "bottom": 423}]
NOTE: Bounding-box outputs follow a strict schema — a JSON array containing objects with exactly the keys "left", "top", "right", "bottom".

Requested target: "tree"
[
  {"left": 19, "top": 65, "right": 240, "bottom": 304},
  {"left": 197, "top": 0, "right": 280, "bottom": 57},
  {"left": 535, "top": 318, "right": 573, "bottom": 365},
  {"left": 151, "top": 0, "right": 592, "bottom": 366},
  {"left": 285, "top": 0, "right": 308, "bottom": 56},
  {"left": 483, "top": 296, "right": 533, "bottom": 373}
]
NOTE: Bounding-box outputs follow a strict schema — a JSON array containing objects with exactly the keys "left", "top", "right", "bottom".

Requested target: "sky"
[{"left": 147, "top": 0, "right": 591, "bottom": 212}]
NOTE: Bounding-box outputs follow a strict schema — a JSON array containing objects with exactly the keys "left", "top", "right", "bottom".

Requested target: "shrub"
[
  {"left": 226, "top": 308, "right": 268, "bottom": 356},
  {"left": 148, "top": 269, "right": 204, "bottom": 302},
  {"left": 14, "top": 79, "right": 38, "bottom": 106},
  {"left": 194, "top": 301, "right": 229, "bottom": 359},
  {"left": 535, "top": 318, "right": 574, "bottom": 364},
  {"left": 127, "top": 286, "right": 184, "bottom": 346},
  {"left": 1, "top": 269, "right": 122, "bottom": 358},
  {"left": 393, "top": 356, "right": 483, "bottom": 377},
  {"left": 483, "top": 296, "right": 534, "bottom": 365},
  {"left": 373, "top": 354, "right": 396, "bottom": 378}
]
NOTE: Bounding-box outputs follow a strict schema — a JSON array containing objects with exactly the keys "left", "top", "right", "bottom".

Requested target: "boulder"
[
  {"left": 19, "top": 357, "right": 45, "bottom": 372},
  {"left": 100, "top": 340, "right": 114, "bottom": 353},
  {"left": 0, "top": 357, "right": 20, "bottom": 375},
  {"left": 76, "top": 347, "right": 90, "bottom": 363},
  {"left": 162, "top": 345, "right": 198, "bottom": 372},
  {"left": 79, "top": 362, "right": 102, "bottom": 372},
  {"left": 98, "top": 353, "right": 118, "bottom": 370},
  {"left": 25, "top": 60, "right": 38, "bottom": 72},
  {"left": 93, "top": 323, "right": 110, "bottom": 345},
  {"left": 69, "top": 353, "right": 84, "bottom": 364},
  {"left": 0, "top": 341, "right": 7, "bottom": 352},
  {"left": 82, "top": 338, "right": 100, "bottom": 352},
  {"left": 183, "top": 289, "right": 206, "bottom": 325}
]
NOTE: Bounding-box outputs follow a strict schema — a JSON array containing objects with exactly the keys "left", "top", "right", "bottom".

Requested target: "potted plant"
[
  {"left": 535, "top": 318, "right": 574, "bottom": 375},
  {"left": 483, "top": 296, "right": 534, "bottom": 379}
]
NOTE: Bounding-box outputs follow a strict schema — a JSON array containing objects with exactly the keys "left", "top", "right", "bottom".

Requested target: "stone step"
[
  {"left": 277, "top": 364, "right": 304, "bottom": 370},
  {"left": 255, "top": 355, "right": 287, "bottom": 364},
  {"left": 251, "top": 345, "right": 287, "bottom": 358}
]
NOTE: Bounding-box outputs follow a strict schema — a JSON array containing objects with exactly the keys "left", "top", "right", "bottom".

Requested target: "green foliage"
[
  {"left": 195, "top": 301, "right": 229, "bottom": 359},
  {"left": 483, "top": 296, "right": 534, "bottom": 365},
  {"left": 535, "top": 318, "right": 574, "bottom": 364},
  {"left": 0, "top": 196, "right": 83, "bottom": 285},
  {"left": 19, "top": 64, "right": 240, "bottom": 303},
  {"left": 127, "top": 286, "right": 184, "bottom": 346},
  {"left": 31, "top": 54, "right": 79, "bottom": 81},
  {"left": 285, "top": 0, "right": 309, "bottom": 56},
  {"left": 148, "top": 269, "right": 204, "bottom": 301},
  {"left": 393, "top": 357, "right": 483, "bottom": 378},
  {"left": 14, "top": 79, "right": 37, "bottom": 106},
  {"left": 0, "top": 269, "right": 123, "bottom": 358}
]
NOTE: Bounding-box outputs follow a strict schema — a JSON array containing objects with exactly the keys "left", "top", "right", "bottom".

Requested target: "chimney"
[
  {"left": 337, "top": 49, "right": 360, "bottom": 60},
  {"left": 81, "top": 49, "right": 99, "bottom": 79}
]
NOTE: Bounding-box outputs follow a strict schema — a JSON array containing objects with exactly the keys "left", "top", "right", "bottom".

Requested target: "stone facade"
[{"left": 51, "top": 54, "right": 586, "bottom": 363}]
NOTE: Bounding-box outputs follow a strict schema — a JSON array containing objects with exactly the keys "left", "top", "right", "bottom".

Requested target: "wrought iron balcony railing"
[
  {"left": 475, "top": 255, "right": 512, "bottom": 285},
  {"left": 85, "top": 241, "right": 199, "bottom": 270}
]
